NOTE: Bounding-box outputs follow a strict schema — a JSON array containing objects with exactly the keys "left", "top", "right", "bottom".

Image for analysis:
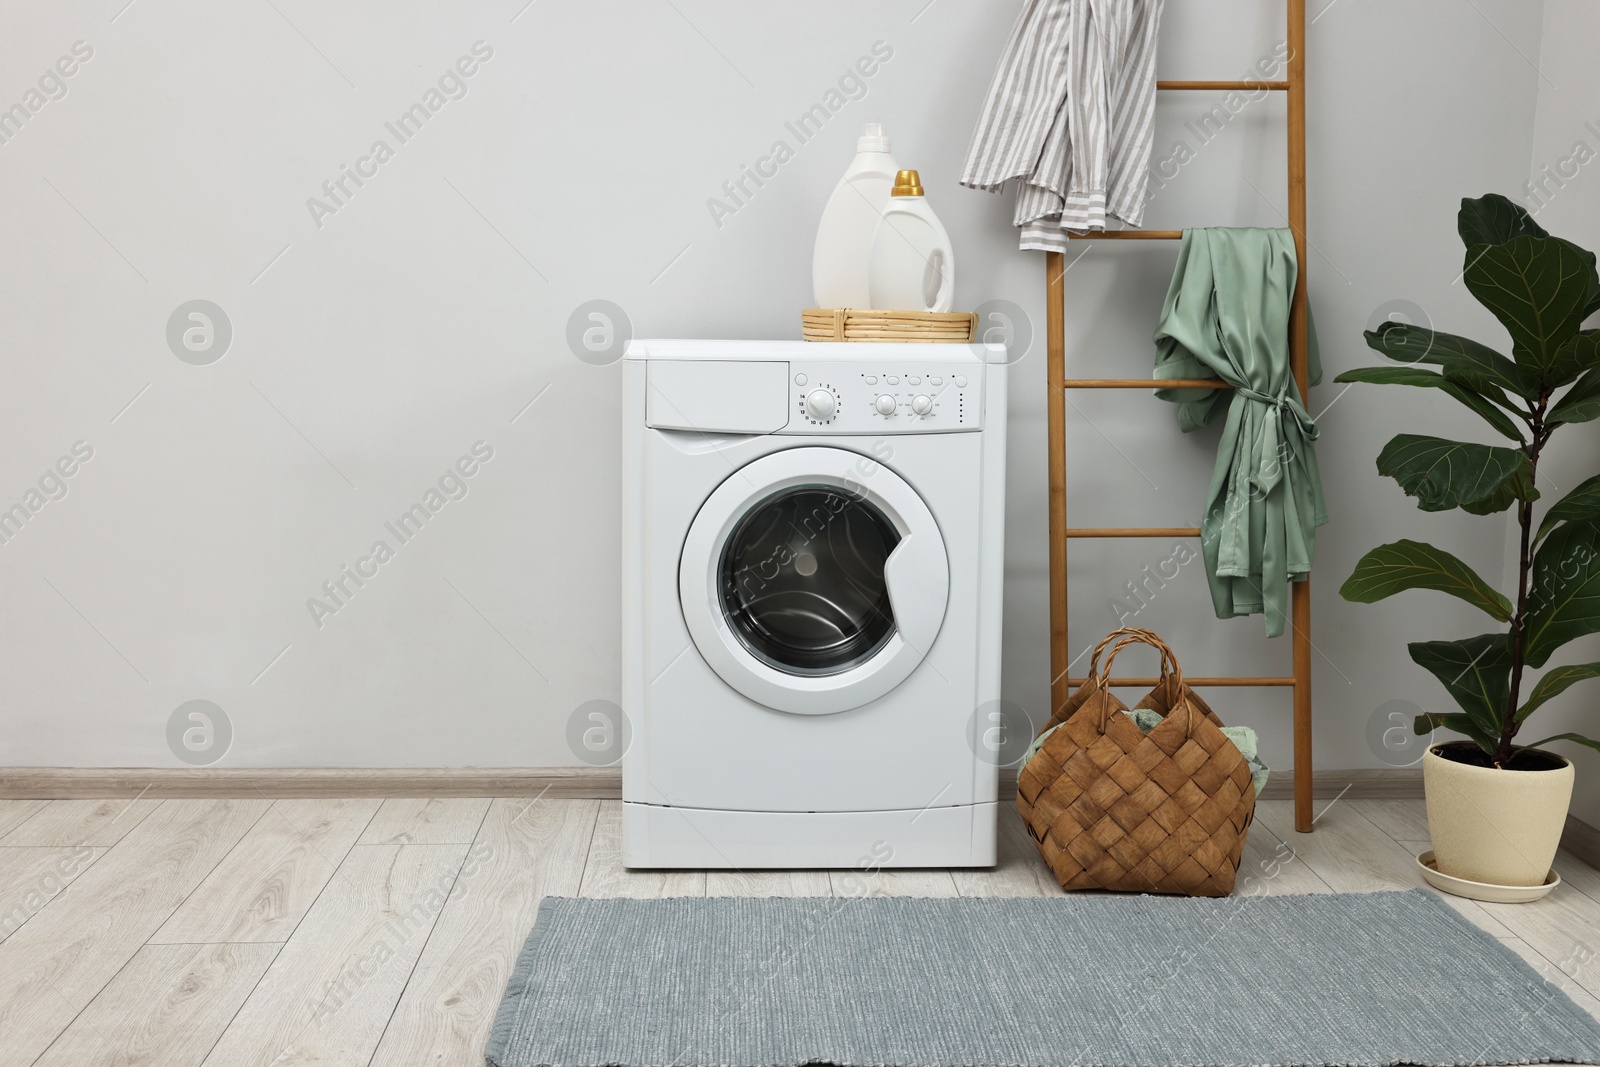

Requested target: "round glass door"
[
  {"left": 678, "top": 446, "right": 949, "bottom": 716},
  {"left": 719, "top": 487, "right": 900, "bottom": 676}
]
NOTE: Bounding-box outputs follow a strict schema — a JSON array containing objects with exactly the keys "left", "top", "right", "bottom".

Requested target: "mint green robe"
[{"left": 1152, "top": 228, "right": 1328, "bottom": 637}]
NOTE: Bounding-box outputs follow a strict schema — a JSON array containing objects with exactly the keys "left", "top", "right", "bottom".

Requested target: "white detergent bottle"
[
  {"left": 867, "top": 169, "right": 955, "bottom": 313},
  {"left": 812, "top": 124, "right": 899, "bottom": 309}
]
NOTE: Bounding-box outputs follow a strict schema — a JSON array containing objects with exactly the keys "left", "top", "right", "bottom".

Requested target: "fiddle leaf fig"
[
  {"left": 1332, "top": 366, "right": 1523, "bottom": 441},
  {"left": 1340, "top": 540, "right": 1512, "bottom": 621},
  {"left": 1341, "top": 195, "right": 1600, "bottom": 764},
  {"left": 1536, "top": 475, "right": 1600, "bottom": 544},
  {"left": 1549, "top": 365, "right": 1600, "bottom": 428},
  {"left": 1361, "top": 321, "right": 1531, "bottom": 405},
  {"left": 1457, "top": 193, "right": 1548, "bottom": 247},
  {"left": 1517, "top": 662, "right": 1600, "bottom": 723},
  {"left": 1375, "top": 435, "right": 1536, "bottom": 515},
  {"left": 1413, "top": 712, "right": 1494, "bottom": 751},
  {"left": 1524, "top": 520, "right": 1600, "bottom": 668},
  {"left": 1550, "top": 331, "right": 1600, "bottom": 392},
  {"left": 1408, "top": 634, "right": 1513, "bottom": 742},
  {"left": 1463, "top": 235, "right": 1598, "bottom": 389},
  {"left": 1520, "top": 732, "right": 1600, "bottom": 755}
]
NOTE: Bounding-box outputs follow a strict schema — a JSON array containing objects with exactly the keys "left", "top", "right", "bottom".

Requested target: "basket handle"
[
  {"left": 1081, "top": 627, "right": 1165, "bottom": 686},
  {"left": 1095, "top": 630, "right": 1190, "bottom": 734}
]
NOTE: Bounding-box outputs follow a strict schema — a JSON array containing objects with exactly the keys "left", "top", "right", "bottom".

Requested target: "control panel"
[{"left": 784, "top": 360, "right": 982, "bottom": 434}]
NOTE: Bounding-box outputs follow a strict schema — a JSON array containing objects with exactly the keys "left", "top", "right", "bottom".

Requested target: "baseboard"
[
  {"left": 0, "top": 767, "right": 624, "bottom": 799},
  {"left": 1565, "top": 814, "right": 1600, "bottom": 871},
  {"left": 4, "top": 767, "right": 1596, "bottom": 863},
  {"left": 998, "top": 767, "right": 1424, "bottom": 802},
  {"left": 2, "top": 767, "right": 1424, "bottom": 801}
]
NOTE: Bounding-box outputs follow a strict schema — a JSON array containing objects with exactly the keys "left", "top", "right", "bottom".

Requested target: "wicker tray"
[{"left": 802, "top": 308, "right": 978, "bottom": 343}]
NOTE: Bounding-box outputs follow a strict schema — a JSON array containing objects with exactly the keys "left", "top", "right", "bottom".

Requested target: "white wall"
[
  {"left": 0, "top": 0, "right": 1580, "bottom": 783},
  {"left": 1525, "top": 0, "right": 1600, "bottom": 827}
]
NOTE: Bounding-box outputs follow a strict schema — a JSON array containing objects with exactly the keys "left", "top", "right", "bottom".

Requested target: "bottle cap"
[
  {"left": 857, "top": 123, "right": 891, "bottom": 153},
  {"left": 890, "top": 169, "right": 925, "bottom": 197}
]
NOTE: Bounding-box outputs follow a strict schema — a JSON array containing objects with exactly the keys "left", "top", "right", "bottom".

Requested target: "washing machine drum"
[{"left": 679, "top": 447, "right": 950, "bottom": 716}]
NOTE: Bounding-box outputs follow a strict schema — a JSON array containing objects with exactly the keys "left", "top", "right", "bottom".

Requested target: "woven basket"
[
  {"left": 802, "top": 308, "right": 977, "bottom": 343},
  {"left": 1017, "top": 628, "right": 1257, "bottom": 897}
]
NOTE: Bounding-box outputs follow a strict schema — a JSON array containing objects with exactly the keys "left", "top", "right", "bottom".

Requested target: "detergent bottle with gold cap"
[{"left": 867, "top": 169, "right": 955, "bottom": 313}]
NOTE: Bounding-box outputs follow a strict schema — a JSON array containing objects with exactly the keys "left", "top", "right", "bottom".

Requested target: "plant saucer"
[{"left": 1416, "top": 850, "right": 1560, "bottom": 903}]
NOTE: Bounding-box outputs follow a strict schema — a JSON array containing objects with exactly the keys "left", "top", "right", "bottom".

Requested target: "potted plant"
[{"left": 1336, "top": 193, "right": 1599, "bottom": 897}]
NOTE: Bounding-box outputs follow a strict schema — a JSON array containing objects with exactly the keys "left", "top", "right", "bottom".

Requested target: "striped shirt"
[{"left": 961, "top": 0, "right": 1166, "bottom": 251}]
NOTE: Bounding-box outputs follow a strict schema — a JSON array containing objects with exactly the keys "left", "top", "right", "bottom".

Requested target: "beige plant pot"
[{"left": 1423, "top": 743, "right": 1574, "bottom": 890}]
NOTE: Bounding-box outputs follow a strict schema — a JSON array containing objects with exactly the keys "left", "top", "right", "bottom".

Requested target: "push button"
[
  {"left": 864, "top": 375, "right": 878, "bottom": 385},
  {"left": 930, "top": 376, "right": 943, "bottom": 386},
  {"left": 885, "top": 375, "right": 900, "bottom": 385},
  {"left": 794, "top": 373, "right": 808, "bottom": 386},
  {"left": 953, "top": 375, "right": 968, "bottom": 388}
]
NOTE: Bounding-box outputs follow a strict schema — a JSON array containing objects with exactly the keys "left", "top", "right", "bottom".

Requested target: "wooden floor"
[{"left": 0, "top": 795, "right": 1595, "bottom": 1066}]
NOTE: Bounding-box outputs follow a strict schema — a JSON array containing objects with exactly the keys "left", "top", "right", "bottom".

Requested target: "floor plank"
[
  {"left": 1349, "top": 798, "right": 1432, "bottom": 845},
  {"left": 200, "top": 843, "right": 468, "bottom": 1067},
  {"left": 1496, "top": 933, "right": 1600, "bottom": 1024},
  {"left": 578, "top": 801, "right": 705, "bottom": 898},
  {"left": 1255, "top": 799, "right": 1513, "bottom": 936},
  {"left": 152, "top": 798, "right": 381, "bottom": 944},
  {"left": 32, "top": 942, "right": 279, "bottom": 1067},
  {"left": 1477, "top": 877, "right": 1600, "bottom": 1001},
  {"left": 1, "top": 797, "right": 162, "bottom": 847},
  {"left": 0, "top": 845, "right": 107, "bottom": 944},
  {"left": 1234, "top": 817, "right": 1335, "bottom": 896},
  {"left": 705, "top": 870, "right": 833, "bottom": 897},
  {"left": 0, "top": 789, "right": 1589, "bottom": 1067},
  {"left": 0, "top": 799, "right": 47, "bottom": 839},
  {"left": 952, "top": 807, "right": 1063, "bottom": 898},
  {"left": 357, "top": 798, "right": 491, "bottom": 845},
  {"left": 0, "top": 799, "right": 271, "bottom": 1065},
  {"left": 367, "top": 798, "right": 598, "bottom": 1067},
  {"left": 1554, "top": 849, "right": 1600, "bottom": 905},
  {"left": 832, "top": 867, "right": 960, "bottom": 898}
]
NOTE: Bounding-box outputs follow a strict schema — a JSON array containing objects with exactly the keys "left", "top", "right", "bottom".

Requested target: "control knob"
[
  {"left": 874, "top": 394, "right": 897, "bottom": 416},
  {"left": 804, "top": 388, "right": 837, "bottom": 422},
  {"left": 911, "top": 394, "right": 934, "bottom": 415}
]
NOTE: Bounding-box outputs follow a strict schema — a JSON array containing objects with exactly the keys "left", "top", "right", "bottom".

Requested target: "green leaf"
[
  {"left": 1458, "top": 194, "right": 1548, "bottom": 247},
  {"left": 1408, "top": 633, "right": 1513, "bottom": 741},
  {"left": 1414, "top": 712, "right": 1494, "bottom": 752},
  {"left": 1525, "top": 519, "right": 1600, "bottom": 667},
  {"left": 1362, "top": 321, "right": 1532, "bottom": 403},
  {"left": 1456, "top": 194, "right": 1600, "bottom": 321},
  {"left": 1536, "top": 474, "right": 1600, "bottom": 543},
  {"left": 1550, "top": 331, "right": 1600, "bottom": 391},
  {"left": 1517, "top": 662, "right": 1600, "bottom": 723},
  {"left": 1464, "top": 235, "right": 1599, "bottom": 389},
  {"left": 1340, "top": 539, "right": 1513, "bottom": 620},
  {"left": 1376, "top": 434, "right": 1537, "bottom": 515},
  {"left": 1520, "top": 732, "right": 1600, "bottom": 755},
  {"left": 1549, "top": 366, "right": 1600, "bottom": 427},
  {"left": 1333, "top": 366, "right": 1524, "bottom": 441}
]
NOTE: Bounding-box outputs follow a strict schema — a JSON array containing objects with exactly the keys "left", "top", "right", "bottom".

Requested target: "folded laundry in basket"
[{"left": 1022, "top": 708, "right": 1270, "bottom": 796}]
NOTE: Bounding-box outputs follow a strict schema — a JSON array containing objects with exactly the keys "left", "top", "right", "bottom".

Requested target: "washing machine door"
[{"left": 679, "top": 446, "right": 950, "bottom": 716}]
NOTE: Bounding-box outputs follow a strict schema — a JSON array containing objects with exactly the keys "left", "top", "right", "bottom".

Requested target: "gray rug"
[{"left": 487, "top": 890, "right": 1600, "bottom": 1067}]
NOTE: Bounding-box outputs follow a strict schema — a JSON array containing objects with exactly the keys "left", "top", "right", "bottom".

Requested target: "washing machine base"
[{"left": 620, "top": 800, "right": 999, "bottom": 869}]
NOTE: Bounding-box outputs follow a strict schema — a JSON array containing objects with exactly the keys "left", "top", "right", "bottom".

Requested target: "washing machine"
[{"left": 621, "top": 339, "right": 1006, "bottom": 869}]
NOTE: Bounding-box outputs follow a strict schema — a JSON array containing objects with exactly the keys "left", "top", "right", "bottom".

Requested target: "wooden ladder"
[{"left": 1044, "top": 0, "right": 1315, "bottom": 832}]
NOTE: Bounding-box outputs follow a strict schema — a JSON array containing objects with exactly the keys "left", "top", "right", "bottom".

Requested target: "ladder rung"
[
  {"left": 1069, "top": 230, "right": 1184, "bottom": 240},
  {"left": 1067, "top": 528, "right": 1200, "bottom": 538},
  {"left": 1069, "top": 677, "right": 1297, "bottom": 688},
  {"left": 1065, "top": 379, "right": 1231, "bottom": 390},
  {"left": 1158, "top": 80, "right": 1290, "bottom": 91}
]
